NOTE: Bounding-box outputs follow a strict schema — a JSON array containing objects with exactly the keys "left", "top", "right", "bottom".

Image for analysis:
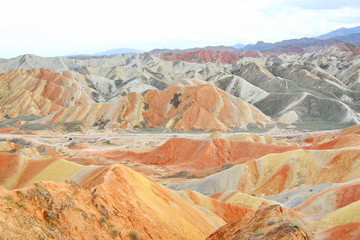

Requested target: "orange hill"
[
  {"left": 86, "top": 137, "right": 297, "bottom": 170},
  {"left": 206, "top": 204, "right": 314, "bottom": 240},
  {"left": 0, "top": 164, "right": 254, "bottom": 240}
]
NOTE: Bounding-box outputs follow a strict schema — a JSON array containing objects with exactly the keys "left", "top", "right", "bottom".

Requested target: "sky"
[{"left": 1, "top": 0, "right": 360, "bottom": 58}]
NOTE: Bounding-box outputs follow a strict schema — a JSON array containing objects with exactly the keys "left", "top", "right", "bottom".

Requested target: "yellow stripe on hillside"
[
  {"left": 222, "top": 191, "right": 279, "bottom": 209},
  {"left": 314, "top": 200, "right": 360, "bottom": 227},
  {"left": 3, "top": 156, "right": 30, "bottom": 189},
  {"left": 27, "top": 159, "right": 91, "bottom": 185}
]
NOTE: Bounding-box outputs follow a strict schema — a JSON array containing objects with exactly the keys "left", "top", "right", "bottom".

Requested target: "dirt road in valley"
[{"left": 0, "top": 128, "right": 342, "bottom": 140}]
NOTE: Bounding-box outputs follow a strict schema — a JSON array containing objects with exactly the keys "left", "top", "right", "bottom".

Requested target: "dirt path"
[
  {"left": 0, "top": 128, "right": 342, "bottom": 141},
  {"left": 268, "top": 129, "right": 341, "bottom": 137}
]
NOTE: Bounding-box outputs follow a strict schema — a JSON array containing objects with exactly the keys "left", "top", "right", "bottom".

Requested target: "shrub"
[
  {"left": 291, "top": 223, "right": 299, "bottom": 229},
  {"left": 252, "top": 231, "right": 264, "bottom": 236},
  {"left": 111, "top": 229, "right": 121, "bottom": 237},
  {"left": 129, "top": 231, "right": 139, "bottom": 240},
  {"left": 17, "top": 201, "right": 25, "bottom": 208},
  {"left": 44, "top": 210, "right": 57, "bottom": 220},
  {"left": 267, "top": 219, "right": 276, "bottom": 226},
  {"left": 99, "top": 216, "right": 107, "bottom": 223},
  {"left": 3, "top": 196, "right": 14, "bottom": 203},
  {"left": 103, "top": 139, "right": 112, "bottom": 145}
]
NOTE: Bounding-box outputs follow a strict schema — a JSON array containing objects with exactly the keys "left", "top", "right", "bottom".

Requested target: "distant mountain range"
[
  {"left": 94, "top": 48, "right": 145, "bottom": 55},
  {"left": 66, "top": 26, "right": 360, "bottom": 58},
  {"left": 149, "top": 45, "right": 239, "bottom": 54},
  {"left": 68, "top": 48, "right": 145, "bottom": 57},
  {"left": 241, "top": 37, "right": 343, "bottom": 51},
  {"left": 232, "top": 25, "right": 360, "bottom": 51},
  {"left": 317, "top": 26, "right": 360, "bottom": 40},
  {"left": 334, "top": 33, "right": 360, "bottom": 46},
  {"left": 233, "top": 43, "right": 245, "bottom": 49}
]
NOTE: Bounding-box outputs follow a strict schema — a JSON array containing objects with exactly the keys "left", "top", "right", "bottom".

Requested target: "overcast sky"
[{"left": 1, "top": 0, "right": 360, "bottom": 58}]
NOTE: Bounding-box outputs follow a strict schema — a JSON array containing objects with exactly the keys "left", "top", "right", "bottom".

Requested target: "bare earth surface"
[{"left": 0, "top": 126, "right": 359, "bottom": 239}]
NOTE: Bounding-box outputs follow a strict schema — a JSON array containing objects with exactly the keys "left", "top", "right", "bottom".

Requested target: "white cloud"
[{"left": 0, "top": 0, "right": 360, "bottom": 58}]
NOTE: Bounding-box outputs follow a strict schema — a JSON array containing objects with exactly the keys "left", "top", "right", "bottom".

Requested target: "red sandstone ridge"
[
  {"left": 159, "top": 48, "right": 304, "bottom": 64},
  {"left": 89, "top": 137, "right": 297, "bottom": 170},
  {"left": 89, "top": 79, "right": 270, "bottom": 131},
  {"left": 319, "top": 42, "right": 360, "bottom": 57},
  {"left": 304, "top": 125, "right": 360, "bottom": 145},
  {"left": 318, "top": 222, "right": 360, "bottom": 240},
  {"left": 239, "top": 50, "right": 264, "bottom": 58},
  {"left": 160, "top": 50, "right": 241, "bottom": 64},
  {"left": 206, "top": 204, "right": 314, "bottom": 240},
  {"left": 116, "top": 79, "right": 270, "bottom": 131},
  {"left": 293, "top": 180, "right": 360, "bottom": 215},
  {"left": 138, "top": 80, "right": 270, "bottom": 131}
]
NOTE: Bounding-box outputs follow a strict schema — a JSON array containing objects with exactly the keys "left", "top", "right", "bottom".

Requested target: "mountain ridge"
[
  {"left": 1, "top": 42, "right": 360, "bottom": 132},
  {"left": 317, "top": 26, "right": 360, "bottom": 40}
]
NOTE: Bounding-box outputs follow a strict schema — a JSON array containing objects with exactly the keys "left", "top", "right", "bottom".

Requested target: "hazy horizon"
[{"left": 1, "top": 0, "right": 360, "bottom": 58}]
